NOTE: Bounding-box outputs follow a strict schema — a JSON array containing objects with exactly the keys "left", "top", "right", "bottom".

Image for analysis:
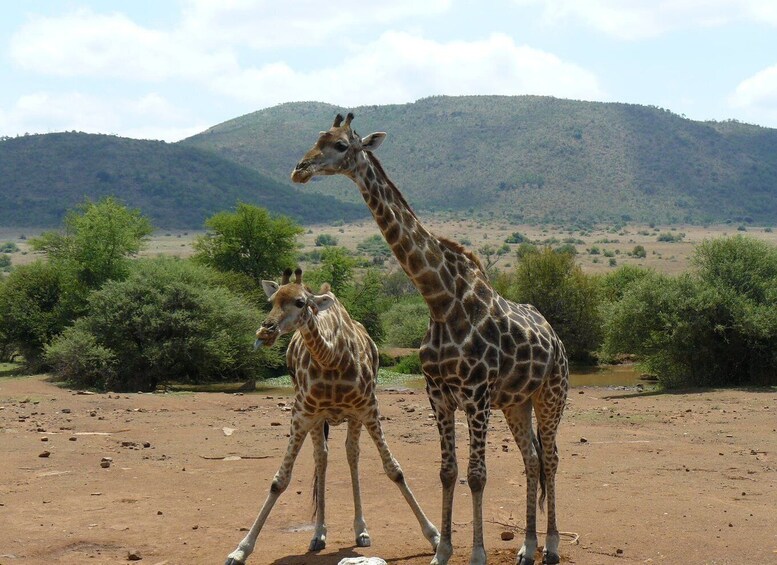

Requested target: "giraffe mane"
[{"left": 438, "top": 237, "right": 488, "bottom": 275}]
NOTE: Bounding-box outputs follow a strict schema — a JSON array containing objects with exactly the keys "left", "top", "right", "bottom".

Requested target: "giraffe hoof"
[
  {"left": 516, "top": 556, "right": 534, "bottom": 565},
  {"left": 542, "top": 550, "right": 560, "bottom": 565},
  {"left": 225, "top": 559, "right": 245, "bottom": 565},
  {"left": 308, "top": 537, "right": 326, "bottom": 552},
  {"left": 356, "top": 532, "right": 372, "bottom": 547}
]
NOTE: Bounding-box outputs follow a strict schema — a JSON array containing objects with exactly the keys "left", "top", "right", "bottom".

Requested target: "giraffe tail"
[
  {"left": 311, "top": 420, "right": 330, "bottom": 519},
  {"left": 533, "top": 427, "right": 547, "bottom": 513}
]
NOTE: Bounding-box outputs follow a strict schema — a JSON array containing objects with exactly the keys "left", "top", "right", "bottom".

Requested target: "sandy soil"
[{"left": 1, "top": 376, "right": 775, "bottom": 565}]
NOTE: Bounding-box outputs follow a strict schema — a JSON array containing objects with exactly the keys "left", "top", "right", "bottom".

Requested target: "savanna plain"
[{"left": 1, "top": 219, "right": 776, "bottom": 564}]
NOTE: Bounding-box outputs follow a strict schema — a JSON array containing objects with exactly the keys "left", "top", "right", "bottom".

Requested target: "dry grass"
[{"left": 3, "top": 219, "right": 776, "bottom": 275}]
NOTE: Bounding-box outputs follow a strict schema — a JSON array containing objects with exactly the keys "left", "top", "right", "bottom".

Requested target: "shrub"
[
  {"left": 495, "top": 247, "right": 602, "bottom": 362},
  {"left": 44, "top": 327, "right": 117, "bottom": 390},
  {"left": 45, "top": 258, "right": 282, "bottom": 392},
  {"left": 0, "top": 261, "right": 74, "bottom": 368},
  {"left": 381, "top": 299, "right": 429, "bottom": 348},
  {"left": 631, "top": 245, "right": 647, "bottom": 258},
  {"left": 394, "top": 351, "right": 422, "bottom": 375},
  {"left": 602, "top": 236, "right": 777, "bottom": 387},
  {"left": 314, "top": 233, "right": 338, "bottom": 247}
]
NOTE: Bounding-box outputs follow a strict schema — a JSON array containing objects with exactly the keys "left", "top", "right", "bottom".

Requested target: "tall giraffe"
[
  {"left": 290, "top": 114, "right": 569, "bottom": 565},
  {"left": 225, "top": 268, "right": 439, "bottom": 565}
]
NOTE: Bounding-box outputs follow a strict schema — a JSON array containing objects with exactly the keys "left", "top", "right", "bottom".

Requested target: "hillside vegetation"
[
  {"left": 183, "top": 96, "right": 777, "bottom": 225},
  {"left": 0, "top": 132, "right": 365, "bottom": 228}
]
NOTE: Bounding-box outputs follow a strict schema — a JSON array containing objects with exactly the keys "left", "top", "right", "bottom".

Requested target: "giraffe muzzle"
[
  {"left": 255, "top": 325, "right": 279, "bottom": 348},
  {"left": 291, "top": 161, "right": 313, "bottom": 184}
]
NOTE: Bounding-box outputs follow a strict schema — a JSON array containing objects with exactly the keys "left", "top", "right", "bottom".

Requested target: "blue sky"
[{"left": 2, "top": 0, "right": 777, "bottom": 141}]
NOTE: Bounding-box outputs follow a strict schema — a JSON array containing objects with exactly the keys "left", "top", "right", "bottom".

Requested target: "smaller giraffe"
[{"left": 225, "top": 268, "right": 439, "bottom": 565}]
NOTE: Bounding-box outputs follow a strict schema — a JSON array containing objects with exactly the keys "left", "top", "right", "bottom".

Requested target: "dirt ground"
[{"left": 1, "top": 376, "right": 775, "bottom": 565}]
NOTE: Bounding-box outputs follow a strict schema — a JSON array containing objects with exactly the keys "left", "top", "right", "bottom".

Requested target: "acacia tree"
[
  {"left": 31, "top": 197, "right": 153, "bottom": 290},
  {"left": 193, "top": 203, "right": 303, "bottom": 281}
]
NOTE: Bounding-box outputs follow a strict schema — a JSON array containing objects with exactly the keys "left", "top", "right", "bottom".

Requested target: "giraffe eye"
[
  {"left": 333, "top": 141, "right": 348, "bottom": 152},
  {"left": 295, "top": 299, "right": 306, "bottom": 308}
]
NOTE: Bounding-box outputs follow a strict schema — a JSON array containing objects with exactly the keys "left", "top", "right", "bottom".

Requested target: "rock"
[
  {"left": 39, "top": 451, "right": 51, "bottom": 458},
  {"left": 127, "top": 548, "right": 142, "bottom": 560},
  {"left": 500, "top": 530, "right": 515, "bottom": 541},
  {"left": 337, "top": 558, "right": 387, "bottom": 565},
  {"left": 61, "top": 408, "right": 71, "bottom": 414},
  {"left": 579, "top": 437, "right": 588, "bottom": 443}
]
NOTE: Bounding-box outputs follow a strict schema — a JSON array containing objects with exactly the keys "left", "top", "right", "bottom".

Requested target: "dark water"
[
  {"left": 384, "top": 363, "right": 648, "bottom": 390},
  {"left": 251, "top": 364, "right": 649, "bottom": 396}
]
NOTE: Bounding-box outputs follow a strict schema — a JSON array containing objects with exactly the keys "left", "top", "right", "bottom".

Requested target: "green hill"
[
  {"left": 183, "top": 96, "right": 777, "bottom": 225},
  {"left": 0, "top": 132, "right": 366, "bottom": 228}
]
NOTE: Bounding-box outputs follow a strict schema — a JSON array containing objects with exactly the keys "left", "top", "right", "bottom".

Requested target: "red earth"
[{"left": 1, "top": 375, "right": 775, "bottom": 564}]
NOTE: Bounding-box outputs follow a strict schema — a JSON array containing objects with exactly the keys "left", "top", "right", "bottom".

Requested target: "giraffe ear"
[
  {"left": 261, "top": 280, "right": 279, "bottom": 299},
  {"left": 361, "top": 132, "right": 386, "bottom": 152},
  {"left": 310, "top": 293, "right": 335, "bottom": 313}
]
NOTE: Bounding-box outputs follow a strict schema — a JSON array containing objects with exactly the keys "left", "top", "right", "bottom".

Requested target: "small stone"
[
  {"left": 41, "top": 437, "right": 48, "bottom": 442},
  {"left": 69, "top": 436, "right": 77, "bottom": 441},
  {"left": 100, "top": 460, "right": 111, "bottom": 468},
  {"left": 39, "top": 451, "right": 51, "bottom": 458},
  {"left": 192, "top": 524, "right": 199, "bottom": 530},
  {"left": 157, "top": 510, "right": 163, "bottom": 515},
  {"left": 579, "top": 437, "right": 588, "bottom": 443},
  {"left": 127, "top": 549, "right": 142, "bottom": 560},
  {"left": 61, "top": 408, "right": 71, "bottom": 414},
  {"left": 500, "top": 530, "right": 515, "bottom": 541},
  {"left": 101, "top": 456, "right": 113, "bottom": 462},
  {"left": 337, "top": 558, "right": 387, "bottom": 565},
  {"left": 616, "top": 548, "right": 624, "bottom": 555},
  {"left": 270, "top": 422, "right": 282, "bottom": 426},
  {"left": 143, "top": 442, "right": 151, "bottom": 448}
]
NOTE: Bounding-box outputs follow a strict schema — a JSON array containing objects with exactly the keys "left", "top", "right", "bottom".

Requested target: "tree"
[
  {"left": 495, "top": 247, "right": 602, "bottom": 362},
  {"left": 30, "top": 197, "right": 153, "bottom": 290},
  {"left": 0, "top": 261, "right": 72, "bottom": 367},
  {"left": 45, "top": 258, "right": 282, "bottom": 392},
  {"left": 193, "top": 203, "right": 303, "bottom": 281}
]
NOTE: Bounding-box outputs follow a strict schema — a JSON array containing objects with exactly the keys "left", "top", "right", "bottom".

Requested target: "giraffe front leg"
[
  {"left": 225, "top": 417, "right": 310, "bottom": 565},
  {"left": 465, "top": 401, "right": 490, "bottom": 565},
  {"left": 361, "top": 408, "right": 439, "bottom": 551},
  {"left": 504, "top": 402, "right": 539, "bottom": 565},
  {"left": 430, "top": 404, "right": 457, "bottom": 565},
  {"left": 309, "top": 421, "right": 328, "bottom": 551},
  {"left": 345, "top": 419, "right": 371, "bottom": 547}
]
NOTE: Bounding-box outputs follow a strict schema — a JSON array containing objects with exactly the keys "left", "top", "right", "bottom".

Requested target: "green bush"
[
  {"left": 315, "top": 233, "right": 338, "bottom": 247},
  {"left": 0, "top": 261, "right": 74, "bottom": 368},
  {"left": 631, "top": 245, "right": 647, "bottom": 258},
  {"left": 602, "top": 236, "right": 777, "bottom": 387},
  {"left": 394, "top": 351, "right": 422, "bottom": 375},
  {"left": 494, "top": 247, "right": 602, "bottom": 362},
  {"left": 44, "top": 327, "right": 117, "bottom": 390},
  {"left": 45, "top": 258, "right": 282, "bottom": 392},
  {"left": 381, "top": 299, "right": 430, "bottom": 348}
]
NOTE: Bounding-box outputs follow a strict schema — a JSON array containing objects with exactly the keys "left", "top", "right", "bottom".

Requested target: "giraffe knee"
[
  {"left": 383, "top": 458, "right": 405, "bottom": 483},
  {"left": 467, "top": 469, "right": 487, "bottom": 493},
  {"left": 439, "top": 465, "right": 458, "bottom": 488},
  {"left": 270, "top": 475, "right": 289, "bottom": 495}
]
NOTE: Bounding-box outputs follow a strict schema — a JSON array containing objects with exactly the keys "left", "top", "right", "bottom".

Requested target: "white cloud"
[
  {"left": 0, "top": 91, "right": 200, "bottom": 141},
  {"left": 515, "top": 0, "right": 777, "bottom": 40},
  {"left": 179, "top": 0, "right": 451, "bottom": 49},
  {"left": 10, "top": 8, "right": 237, "bottom": 81},
  {"left": 729, "top": 65, "right": 777, "bottom": 126},
  {"left": 210, "top": 32, "right": 605, "bottom": 108}
]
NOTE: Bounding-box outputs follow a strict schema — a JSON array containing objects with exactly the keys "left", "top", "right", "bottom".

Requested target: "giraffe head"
[
  {"left": 291, "top": 112, "right": 386, "bottom": 183},
  {"left": 255, "top": 267, "right": 334, "bottom": 348}
]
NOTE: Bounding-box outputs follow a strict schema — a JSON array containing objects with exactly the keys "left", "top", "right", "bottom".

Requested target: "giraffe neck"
[
  {"left": 297, "top": 308, "right": 340, "bottom": 368},
  {"left": 348, "top": 151, "right": 458, "bottom": 320}
]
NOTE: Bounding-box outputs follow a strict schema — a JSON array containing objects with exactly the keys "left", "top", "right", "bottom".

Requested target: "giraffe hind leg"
[
  {"left": 345, "top": 419, "right": 371, "bottom": 547},
  {"left": 533, "top": 378, "right": 567, "bottom": 565},
  {"left": 309, "top": 421, "right": 328, "bottom": 551},
  {"left": 503, "top": 401, "right": 539, "bottom": 565}
]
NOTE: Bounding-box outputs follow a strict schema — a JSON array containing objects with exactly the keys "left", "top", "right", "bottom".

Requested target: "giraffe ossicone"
[
  {"left": 224, "top": 267, "right": 439, "bottom": 565},
  {"left": 291, "top": 115, "right": 570, "bottom": 565}
]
